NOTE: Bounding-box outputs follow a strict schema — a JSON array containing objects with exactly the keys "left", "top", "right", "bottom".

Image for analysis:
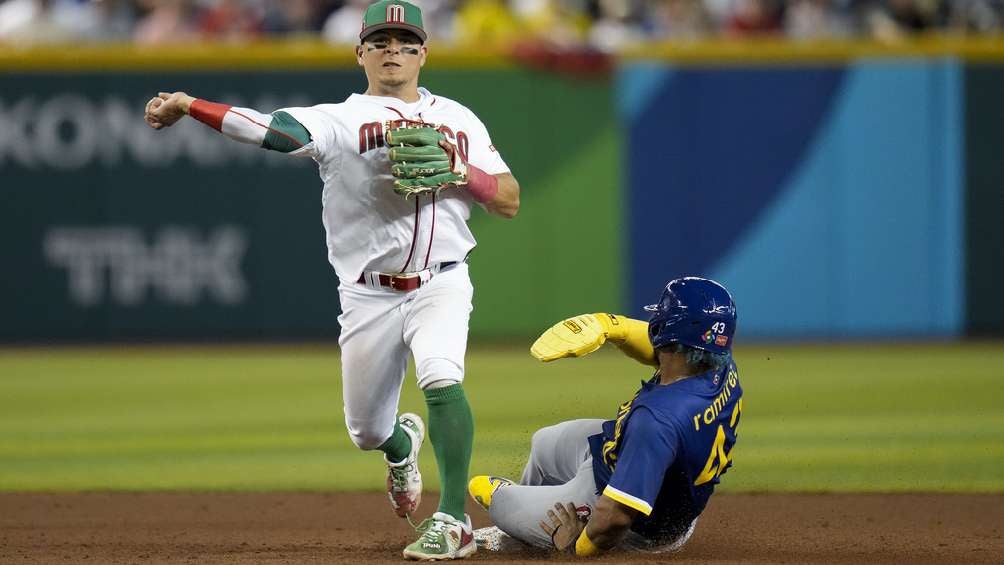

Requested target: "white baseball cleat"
[
  {"left": 472, "top": 526, "right": 523, "bottom": 552},
  {"left": 386, "top": 412, "right": 425, "bottom": 518}
]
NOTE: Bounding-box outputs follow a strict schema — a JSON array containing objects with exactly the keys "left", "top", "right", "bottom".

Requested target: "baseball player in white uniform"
[{"left": 143, "top": 1, "right": 520, "bottom": 561}]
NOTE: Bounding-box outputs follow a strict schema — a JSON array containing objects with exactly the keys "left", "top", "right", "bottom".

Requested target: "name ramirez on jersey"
[{"left": 587, "top": 358, "right": 743, "bottom": 544}]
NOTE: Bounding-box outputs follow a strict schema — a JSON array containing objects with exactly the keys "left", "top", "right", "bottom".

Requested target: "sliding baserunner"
[{"left": 469, "top": 278, "right": 742, "bottom": 557}]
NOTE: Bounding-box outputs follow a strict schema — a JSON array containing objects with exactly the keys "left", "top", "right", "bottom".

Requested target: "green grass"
[{"left": 1, "top": 343, "right": 1002, "bottom": 492}]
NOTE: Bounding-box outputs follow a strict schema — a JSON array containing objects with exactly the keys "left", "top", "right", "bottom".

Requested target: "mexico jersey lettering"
[
  {"left": 588, "top": 359, "right": 743, "bottom": 542},
  {"left": 277, "top": 88, "right": 509, "bottom": 281}
]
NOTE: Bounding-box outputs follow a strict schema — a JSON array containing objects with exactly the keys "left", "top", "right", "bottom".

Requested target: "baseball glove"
[
  {"left": 530, "top": 314, "right": 613, "bottom": 362},
  {"left": 386, "top": 122, "right": 468, "bottom": 198},
  {"left": 530, "top": 313, "right": 658, "bottom": 366}
]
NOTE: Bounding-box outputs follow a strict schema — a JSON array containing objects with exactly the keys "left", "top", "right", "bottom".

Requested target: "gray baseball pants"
[
  {"left": 488, "top": 419, "right": 604, "bottom": 548},
  {"left": 487, "top": 418, "right": 697, "bottom": 552}
]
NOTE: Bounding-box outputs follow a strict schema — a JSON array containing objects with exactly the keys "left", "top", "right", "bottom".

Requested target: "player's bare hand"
[
  {"left": 144, "top": 91, "right": 194, "bottom": 130},
  {"left": 539, "top": 502, "right": 586, "bottom": 552}
]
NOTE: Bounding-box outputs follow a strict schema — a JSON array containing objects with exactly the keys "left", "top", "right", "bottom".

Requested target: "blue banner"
[{"left": 619, "top": 61, "right": 964, "bottom": 338}]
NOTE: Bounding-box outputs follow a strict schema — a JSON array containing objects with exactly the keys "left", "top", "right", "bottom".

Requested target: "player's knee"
[
  {"left": 416, "top": 357, "right": 463, "bottom": 390},
  {"left": 530, "top": 424, "right": 560, "bottom": 451},
  {"left": 530, "top": 427, "right": 548, "bottom": 451}
]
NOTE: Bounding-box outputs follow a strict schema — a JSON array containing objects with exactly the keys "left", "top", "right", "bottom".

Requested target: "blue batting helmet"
[{"left": 645, "top": 277, "right": 737, "bottom": 355}]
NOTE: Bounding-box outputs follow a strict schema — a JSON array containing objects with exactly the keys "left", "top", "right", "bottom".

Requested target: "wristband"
[
  {"left": 595, "top": 313, "right": 627, "bottom": 342},
  {"left": 189, "top": 99, "right": 232, "bottom": 131},
  {"left": 465, "top": 165, "right": 499, "bottom": 203},
  {"left": 574, "top": 529, "right": 600, "bottom": 557}
]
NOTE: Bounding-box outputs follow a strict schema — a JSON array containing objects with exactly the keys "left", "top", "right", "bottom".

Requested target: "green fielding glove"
[
  {"left": 393, "top": 173, "right": 466, "bottom": 197},
  {"left": 385, "top": 123, "right": 468, "bottom": 198},
  {"left": 388, "top": 145, "right": 448, "bottom": 162},
  {"left": 388, "top": 145, "right": 451, "bottom": 178},
  {"left": 386, "top": 126, "right": 445, "bottom": 147},
  {"left": 392, "top": 161, "right": 451, "bottom": 178}
]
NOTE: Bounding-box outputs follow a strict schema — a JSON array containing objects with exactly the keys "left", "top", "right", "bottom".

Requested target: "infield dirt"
[{"left": 1, "top": 493, "right": 1000, "bottom": 564}]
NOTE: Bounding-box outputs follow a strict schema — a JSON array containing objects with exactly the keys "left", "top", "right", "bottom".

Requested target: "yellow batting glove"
[{"left": 530, "top": 314, "right": 609, "bottom": 362}]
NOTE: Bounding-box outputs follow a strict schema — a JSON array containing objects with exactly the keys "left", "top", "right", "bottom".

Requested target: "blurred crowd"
[{"left": 1, "top": 0, "right": 1003, "bottom": 50}]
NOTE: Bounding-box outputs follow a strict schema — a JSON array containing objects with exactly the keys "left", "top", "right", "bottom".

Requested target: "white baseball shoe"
[
  {"left": 472, "top": 526, "right": 521, "bottom": 552},
  {"left": 403, "top": 512, "right": 477, "bottom": 561},
  {"left": 386, "top": 412, "right": 425, "bottom": 518}
]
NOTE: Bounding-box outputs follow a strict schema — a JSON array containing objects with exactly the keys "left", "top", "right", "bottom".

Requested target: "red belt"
[{"left": 357, "top": 261, "right": 458, "bottom": 292}]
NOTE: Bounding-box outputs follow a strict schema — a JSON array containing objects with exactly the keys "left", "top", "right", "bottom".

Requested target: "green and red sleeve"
[{"left": 189, "top": 99, "right": 311, "bottom": 153}]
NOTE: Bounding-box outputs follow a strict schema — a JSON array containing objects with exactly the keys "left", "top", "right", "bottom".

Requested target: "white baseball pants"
[{"left": 336, "top": 263, "right": 473, "bottom": 450}]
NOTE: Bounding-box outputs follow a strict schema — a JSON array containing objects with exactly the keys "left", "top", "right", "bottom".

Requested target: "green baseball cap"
[{"left": 360, "top": 0, "right": 427, "bottom": 43}]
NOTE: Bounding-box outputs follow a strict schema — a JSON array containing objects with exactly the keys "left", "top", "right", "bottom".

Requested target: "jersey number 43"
[{"left": 694, "top": 398, "right": 742, "bottom": 486}]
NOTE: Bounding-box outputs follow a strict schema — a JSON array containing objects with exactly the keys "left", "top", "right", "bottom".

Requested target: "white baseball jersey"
[
  {"left": 180, "top": 85, "right": 504, "bottom": 452},
  {"left": 279, "top": 87, "right": 509, "bottom": 282}
]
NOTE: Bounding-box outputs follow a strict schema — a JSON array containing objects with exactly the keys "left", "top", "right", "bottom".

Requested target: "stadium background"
[
  {"left": 1, "top": 1, "right": 1003, "bottom": 563},
  {"left": 5, "top": 42, "right": 1004, "bottom": 340}
]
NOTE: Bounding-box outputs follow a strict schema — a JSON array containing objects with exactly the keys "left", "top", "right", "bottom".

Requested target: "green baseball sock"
[
  {"left": 424, "top": 384, "right": 474, "bottom": 521},
  {"left": 377, "top": 421, "right": 412, "bottom": 464}
]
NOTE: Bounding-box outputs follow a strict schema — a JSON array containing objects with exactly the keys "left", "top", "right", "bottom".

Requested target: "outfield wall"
[
  {"left": 621, "top": 61, "right": 964, "bottom": 338},
  {"left": 0, "top": 62, "right": 621, "bottom": 340},
  {"left": 1, "top": 41, "right": 1000, "bottom": 340},
  {"left": 964, "top": 65, "right": 1004, "bottom": 337}
]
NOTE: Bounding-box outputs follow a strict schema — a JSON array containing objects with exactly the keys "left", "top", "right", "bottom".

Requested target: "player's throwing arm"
[
  {"left": 143, "top": 92, "right": 519, "bottom": 218},
  {"left": 145, "top": 92, "right": 312, "bottom": 153}
]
